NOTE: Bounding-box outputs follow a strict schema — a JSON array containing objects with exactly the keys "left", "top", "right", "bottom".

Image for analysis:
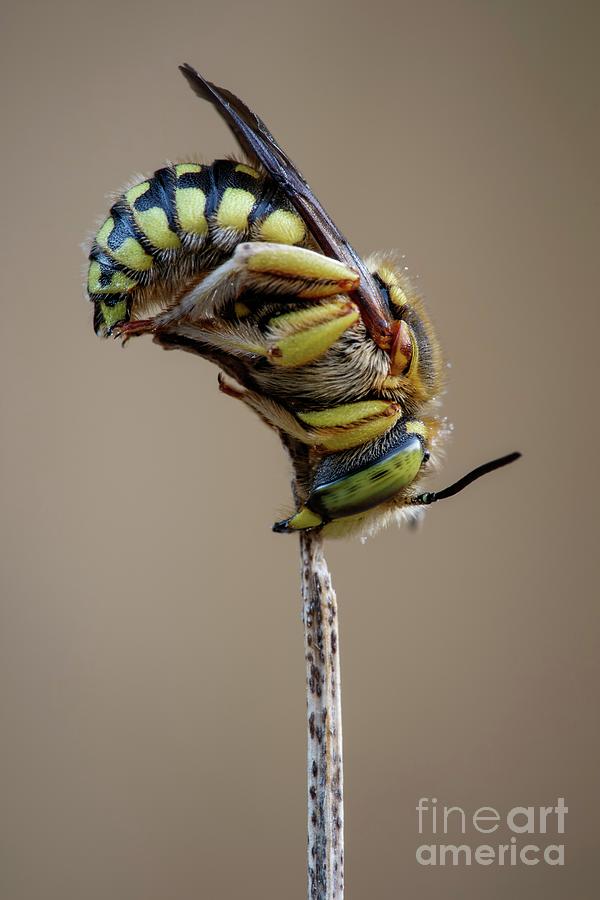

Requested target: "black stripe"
[
  {"left": 210, "top": 159, "right": 236, "bottom": 216},
  {"left": 196, "top": 162, "right": 218, "bottom": 220},
  {"left": 226, "top": 161, "right": 262, "bottom": 193},
  {"left": 89, "top": 247, "right": 127, "bottom": 287},
  {"left": 107, "top": 198, "right": 156, "bottom": 259},
  {"left": 210, "top": 159, "right": 260, "bottom": 217},
  {"left": 132, "top": 166, "right": 178, "bottom": 232},
  {"left": 176, "top": 170, "right": 205, "bottom": 190},
  {"left": 93, "top": 304, "right": 105, "bottom": 334},
  {"left": 88, "top": 250, "right": 136, "bottom": 310},
  {"left": 105, "top": 201, "right": 141, "bottom": 252},
  {"left": 97, "top": 202, "right": 155, "bottom": 282},
  {"left": 248, "top": 181, "right": 283, "bottom": 227},
  {"left": 98, "top": 292, "right": 130, "bottom": 309}
]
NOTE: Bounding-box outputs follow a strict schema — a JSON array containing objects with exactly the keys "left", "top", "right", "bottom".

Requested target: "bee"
[{"left": 86, "top": 64, "right": 519, "bottom": 538}]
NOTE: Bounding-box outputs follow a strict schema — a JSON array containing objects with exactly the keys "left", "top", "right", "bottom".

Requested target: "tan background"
[{"left": 1, "top": 0, "right": 599, "bottom": 897}]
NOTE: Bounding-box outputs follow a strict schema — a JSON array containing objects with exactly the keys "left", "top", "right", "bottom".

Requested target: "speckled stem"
[
  {"left": 300, "top": 529, "right": 344, "bottom": 900},
  {"left": 151, "top": 341, "right": 346, "bottom": 896}
]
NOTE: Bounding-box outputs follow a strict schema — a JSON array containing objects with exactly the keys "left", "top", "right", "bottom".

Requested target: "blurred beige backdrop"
[{"left": 1, "top": 1, "right": 599, "bottom": 898}]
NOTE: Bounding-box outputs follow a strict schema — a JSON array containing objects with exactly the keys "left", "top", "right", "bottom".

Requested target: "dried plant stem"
[
  {"left": 300, "top": 529, "right": 344, "bottom": 900},
  {"left": 150, "top": 347, "right": 347, "bottom": 899}
]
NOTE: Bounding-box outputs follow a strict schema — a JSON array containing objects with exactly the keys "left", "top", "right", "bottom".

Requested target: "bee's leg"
[
  {"left": 167, "top": 297, "right": 361, "bottom": 368},
  {"left": 234, "top": 242, "right": 360, "bottom": 299},
  {"left": 216, "top": 371, "right": 247, "bottom": 402},
  {"left": 261, "top": 300, "right": 360, "bottom": 367},
  {"left": 217, "top": 376, "right": 402, "bottom": 452},
  {"left": 159, "top": 242, "right": 360, "bottom": 324},
  {"left": 113, "top": 317, "right": 157, "bottom": 342},
  {"left": 296, "top": 400, "right": 403, "bottom": 451},
  {"left": 217, "top": 373, "right": 313, "bottom": 441}
]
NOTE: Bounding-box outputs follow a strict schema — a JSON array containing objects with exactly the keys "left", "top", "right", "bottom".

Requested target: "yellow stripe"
[
  {"left": 124, "top": 180, "right": 181, "bottom": 250},
  {"left": 235, "top": 163, "right": 260, "bottom": 178},
  {"left": 96, "top": 217, "right": 153, "bottom": 272},
  {"left": 216, "top": 187, "right": 255, "bottom": 230},
  {"left": 96, "top": 216, "right": 114, "bottom": 246},
  {"left": 125, "top": 181, "right": 151, "bottom": 205},
  {"left": 175, "top": 163, "right": 203, "bottom": 176},
  {"left": 133, "top": 207, "right": 181, "bottom": 250},
  {"left": 87, "top": 261, "right": 103, "bottom": 294},
  {"left": 88, "top": 262, "right": 137, "bottom": 295},
  {"left": 260, "top": 209, "right": 306, "bottom": 245},
  {"left": 390, "top": 283, "right": 408, "bottom": 307},
  {"left": 376, "top": 266, "right": 409, "bottom": 308},
  {"left": 110, "top": 238, "right": 153, "bottom": 271},
  {"left": 100, "top": 298, "right": 128, "bottom": 330},
  {"left": 175, "top": 186, "right": 208, "bottom": 235}
]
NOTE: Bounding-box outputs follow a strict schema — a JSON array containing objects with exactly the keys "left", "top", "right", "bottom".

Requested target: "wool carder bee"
[{"left": 86, "top": 64, "right": 519, "bottom": 537}]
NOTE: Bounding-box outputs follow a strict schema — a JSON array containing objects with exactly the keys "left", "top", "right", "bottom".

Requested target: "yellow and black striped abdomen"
[{"left": 87, "top": 160, "right": 308, "bottom": 336}]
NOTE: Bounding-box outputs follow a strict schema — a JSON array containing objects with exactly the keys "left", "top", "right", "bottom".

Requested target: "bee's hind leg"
[
  {"left": 216, "top": 372, "right": 246, "bottom": 402},
  {"left": 217, "top": 373, "right": 314, "bottom": 442},
  {"left": 218, "top": 376, "right": 402, "bottom": 454}
]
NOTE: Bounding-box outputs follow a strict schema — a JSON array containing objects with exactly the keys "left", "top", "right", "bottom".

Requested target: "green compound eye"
[
  {"left": 274, "top": 423, "right": 425, "bottom": 532},
  {"left": 310, "top": 434, "right": 423, "bottom": 520}
]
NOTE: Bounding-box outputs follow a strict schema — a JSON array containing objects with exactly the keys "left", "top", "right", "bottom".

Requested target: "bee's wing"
[{"left": 179, "top": 64, "right": 393, "bottom": 348}]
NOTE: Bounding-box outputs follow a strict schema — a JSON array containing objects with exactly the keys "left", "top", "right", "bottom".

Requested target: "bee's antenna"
[{"left": 411, "top": 451, "right": 521, "bottom": 506}]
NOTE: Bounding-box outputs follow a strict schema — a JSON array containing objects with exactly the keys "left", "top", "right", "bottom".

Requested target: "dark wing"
[{"left": 179, "top": 63, "right": 394, "bottom": 349}]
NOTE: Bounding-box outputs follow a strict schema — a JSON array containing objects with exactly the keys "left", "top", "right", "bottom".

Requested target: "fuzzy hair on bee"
[{"left": 85, "top": 65, "right": 520, "bottom": 538}]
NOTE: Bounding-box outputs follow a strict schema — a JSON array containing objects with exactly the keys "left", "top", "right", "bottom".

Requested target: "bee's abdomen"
[{"left": 87, "top": 160, "right": 307, "bottom": 336}]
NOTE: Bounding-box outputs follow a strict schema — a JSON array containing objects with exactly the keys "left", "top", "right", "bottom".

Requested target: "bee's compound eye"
[{"left": 308, "top": 431, "right": 424, "bottom": 521}]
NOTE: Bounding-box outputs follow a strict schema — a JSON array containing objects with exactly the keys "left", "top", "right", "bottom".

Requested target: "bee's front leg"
[
  {"left": 112, "top": 317, "right": 157, "bottom": 343},
  {"left": 159, "top": 242, "right": 361, "bottom": 324}
]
